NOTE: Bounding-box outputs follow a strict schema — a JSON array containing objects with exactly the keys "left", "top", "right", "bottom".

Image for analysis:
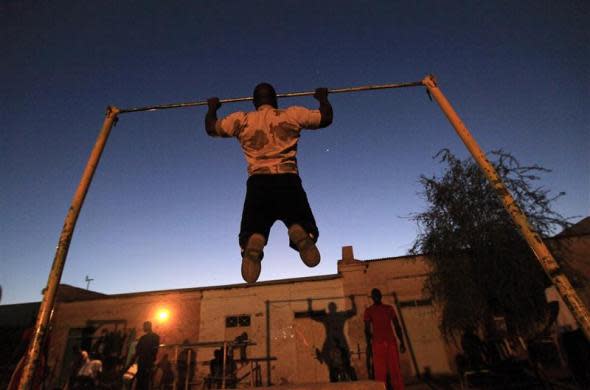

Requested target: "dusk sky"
[{"left": 2, "top": 1, "right": 588, "bottom": 305}]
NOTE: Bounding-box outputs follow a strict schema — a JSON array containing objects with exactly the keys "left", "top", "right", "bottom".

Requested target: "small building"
[{"left": 45, "top": 248, "right": 453, "bottom": 388}]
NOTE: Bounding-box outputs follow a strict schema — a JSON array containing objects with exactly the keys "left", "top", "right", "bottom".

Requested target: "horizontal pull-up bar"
[{"left": 118, "top": 80, "right": 425, "bottom": 114}]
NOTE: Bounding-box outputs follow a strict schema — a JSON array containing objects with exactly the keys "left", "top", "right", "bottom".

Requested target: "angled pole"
[
  {"left": 422, "top": 74, "right": 590, "bottom": 340},
  {"left": 18, "top": 106, "right": 120, "bottom": 389}
]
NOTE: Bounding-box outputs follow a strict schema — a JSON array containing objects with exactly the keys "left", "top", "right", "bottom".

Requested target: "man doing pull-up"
[{"left": 205, "top": 83, "right": 333, "bottom": 283}]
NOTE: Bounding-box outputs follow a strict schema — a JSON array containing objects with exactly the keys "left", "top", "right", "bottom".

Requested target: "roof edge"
[{"left": 60, "top": 273, "right": 343, "bottom": 302}]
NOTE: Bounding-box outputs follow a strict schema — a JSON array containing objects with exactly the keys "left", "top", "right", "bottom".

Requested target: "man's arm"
[
  {"left": 307, "top": 298, "right": 317, "bottom": 320},
  {"left": 347, "top": 294, "right": 357, "bottom": 317},
  {"left": 151, "top": 334, "right": 160, "bottom": 362},
  {"left": 313, "top": 88, "right": 333, "bottom": 128},
  {"left": 126, "top": 350, "right": 137, "bottom": 370},
  {"left": 205, "top": 97, "right": 221, "bottom": 136},
  {"left": 392, "top": 315, "right": 406, "bottom": 353},
  {"left": 364, "top": 320, "right": 372, "bottom": 344}
]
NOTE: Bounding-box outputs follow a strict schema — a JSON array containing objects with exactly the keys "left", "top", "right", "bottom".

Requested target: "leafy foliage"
[{"left": 411, "top": 149, "right": 570, "bottom": 338}]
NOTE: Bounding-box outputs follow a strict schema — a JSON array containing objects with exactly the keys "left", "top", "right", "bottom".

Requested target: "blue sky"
[{"left": 2, "top": 1, "right": 588, "bottom": 304}]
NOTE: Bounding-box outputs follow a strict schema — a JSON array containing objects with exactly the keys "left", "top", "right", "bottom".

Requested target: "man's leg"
[
  {"left": 239, "top": 176, "right": 273, "bottom": 283},
  {"left": 135, "top": 365, "right": 152, "bottom": 390},
  {"left": 287, "top": 224, "right": 320, "bottom": 267},
  {"left": 240, "top": 233, "right": 266, "bottom": 283},
  {"left": 386, "top": 342, "right": 404, "bottom": 390},
  {"left": 371, "top": 341, "right": 388, "bottom": 383},
  {"left": 279, "top": 176, "right": 320, "bottom": 266}
]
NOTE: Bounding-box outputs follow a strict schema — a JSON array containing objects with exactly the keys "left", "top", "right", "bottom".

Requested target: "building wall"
[
  {"left": 197, "top": 276, "right": 346, "bottom": 385},
  {"left": 46, "top": 254, "right": 455, "bottom": 387},
  {"left": 338, "top": 253, "right": 454, "bottom": 378},
  {"left": 548, "top": 234, "right": 590, "bottom": 309},
  {"left": 48, "top": 289, "right": 202, "bottom": 387},
  {"left": 18, "top": 220, "right": 590, "bottom": 388}
]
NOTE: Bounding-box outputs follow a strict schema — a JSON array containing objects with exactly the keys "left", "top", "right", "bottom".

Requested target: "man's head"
[
  {"left": 370, "top": 288, "right": 382, "bottom": 304},
  {"left": 143, "top": 321, "right": 152, "bottom": 333},
  {"left": 328, "top": 302, "right": 337, "bottom": 313},
  {"left": 253, "top": 82, "right": 278, "bottom": 109}
]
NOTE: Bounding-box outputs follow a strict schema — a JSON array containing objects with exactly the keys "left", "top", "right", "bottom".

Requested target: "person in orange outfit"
[{"left": 364, "top": 288, "right": 406, "bottom": 390}]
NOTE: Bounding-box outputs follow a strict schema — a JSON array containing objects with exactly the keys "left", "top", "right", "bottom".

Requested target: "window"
[
  {"left": 225, "top": 314, "right": 250, "bottom": 328},
  {"left": 238, "top": 315, "right": 250, "bottom": 327}
]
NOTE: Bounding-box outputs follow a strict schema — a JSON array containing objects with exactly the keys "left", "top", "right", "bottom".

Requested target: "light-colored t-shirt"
[
  {"left": 212, "top": 104, "right": 322, "bottom": 175},
  {"left": 78, "top": 359, "right": 102, "bottom": 378}
]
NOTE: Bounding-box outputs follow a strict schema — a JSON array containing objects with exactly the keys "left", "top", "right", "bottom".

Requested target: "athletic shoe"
[
  {"left": 241, "top": 233, "right": 265, "bottom": 283},
  {"left": 288, "top": 224, "right": 320, "bottom": 267}
]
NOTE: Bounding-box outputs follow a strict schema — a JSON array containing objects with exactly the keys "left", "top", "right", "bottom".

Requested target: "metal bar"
[
  {"left": 269, "top": 294, "right": 368, "bottom": 305},
  {"left": 118, "top": 80, "right": 423, "bottom": 114},
  {"left": 265, "top": 300, "right": 271, "bottom": 386},
  {"left": 422, "top": 74, "right": 590, "bottom": 341},
  {"left": 173, "top": 345, "right": 178, "bottom": 390},
  {"left": 184, "top": 349, "right": 190, "bottom": 390},
  {"left": 392, "top": 292, "right": 421, "bottom": 379},
  {"left": 222, "top": 341, "right": 227, "bottom": 389},
  {"left": 18, "top": 107, "right": 120, "bottom": 389}
]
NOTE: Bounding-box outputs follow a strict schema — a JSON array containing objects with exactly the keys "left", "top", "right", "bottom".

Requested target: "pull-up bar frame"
[
  {"left": 18, "top": 75, "right": 590, "bottom": 389},
  {"left": 118, "top": 80, "right": 424, "bottom": 114}
]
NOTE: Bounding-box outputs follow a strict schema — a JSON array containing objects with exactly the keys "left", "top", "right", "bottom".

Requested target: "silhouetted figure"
[
  {"left": 207, "top": 348, "right": 237, "bottom": 389},
  {"left": 364, "top": 288, "right": 406, "bottom": 390},
  {"left": 128, "top": 321, "right": 160, "bottom": 390},
  {"left": 112, "top": 329, "right": 124, "bottom": 356},
  {"left": 81, "top": 325, "right": 97, "bottom": 354},
  {"left": 92, "top": 329, "right": 108, "bottom": 360},
  {"left": 205, "top": 82, "right": 333, "bottom": 283},
  {"left": 461, "top": 326, "right": 488, "bottom": 370},
  {"left": 209, "top": 349, "right": 224, "bottom": 389},
  {"left": 155, "top": 353, "right": 174, "bottom": 389},
  {"left": 233, "top": 332, "right": 249, "bottom": 361},
  {"left": 309, "top": 296, "right": 357, "bottom": 382},
  {"left": 176, "top": 341, "right": 195, "bottom": 390},
  {"left": 91, "top": 328, "right": 120, "bottom": 382},
  {"left": 224, "top": 350, "right": 237, "bottom": 389}
]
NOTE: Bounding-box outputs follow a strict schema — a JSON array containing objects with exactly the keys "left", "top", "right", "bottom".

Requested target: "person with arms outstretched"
[
  {"left": 364, "top": 288, "right": 406, "bottom": 390},
  {"left": 205, "top": 83, "right": 333, "bottom": 283}
]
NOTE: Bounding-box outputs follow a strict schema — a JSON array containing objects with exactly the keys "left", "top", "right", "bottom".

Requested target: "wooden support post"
[
  {"left": 422, "top": 74, "right": 590, "bottom": 340},
  {"left": 18, "top": 107, "right": 120, "bottom": 389}
]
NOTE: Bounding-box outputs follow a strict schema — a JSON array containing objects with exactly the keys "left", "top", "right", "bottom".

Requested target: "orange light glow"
[{"left": 157, "top": 309, "right": 170, "bottom": 322}]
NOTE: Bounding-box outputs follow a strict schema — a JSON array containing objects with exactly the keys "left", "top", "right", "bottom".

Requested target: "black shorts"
[{"left": 239, "top": 174, "right": 319, "bottom": 251}]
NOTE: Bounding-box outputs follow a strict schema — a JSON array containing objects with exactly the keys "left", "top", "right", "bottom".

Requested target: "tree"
[{"left": 410, "top": 149, "right": 570, "bottom": 339}]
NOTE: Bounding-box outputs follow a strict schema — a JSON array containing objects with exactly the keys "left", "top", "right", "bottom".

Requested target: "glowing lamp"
[{"left": 157, "top": 309, "right": 170, "bottom": 322}]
